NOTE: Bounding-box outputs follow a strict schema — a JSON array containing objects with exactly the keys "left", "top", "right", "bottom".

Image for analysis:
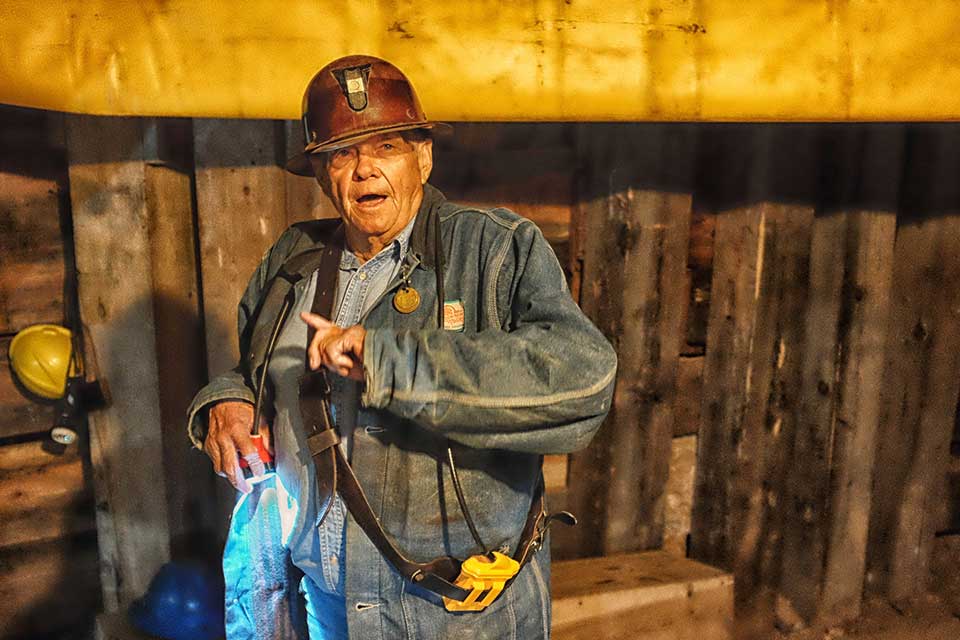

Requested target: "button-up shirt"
[{"left": 267, "top": 215, "right": 416, "bottom": 595}]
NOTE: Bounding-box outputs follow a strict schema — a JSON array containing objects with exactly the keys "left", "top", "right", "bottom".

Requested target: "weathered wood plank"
[
  {"left": 690, "top": 126, "right": 815, "bottom": 635},
  {"left": 868, "top": 126, "right": 960, "bottom": 603},
  {"left": 193, "top": 119, "right": 289, "bottom": 376},
  {"left": 777, "top": 126, "right": 901, "bottom": 626},
  {"left": 689, "top": 129, "right": 764, "bottom": 571},
  {"left": 686, "top": 126, "right": 756, "bottom": 572},
  {"left": 0, "top": 440, "right": 96, "bottom": 548},
  {"left": 0, "top": 438, "right": 79, "bottom": 471},
  {"left": 0, "top": 453, "right": 86, "bottom": 514},
  {"left": 0, "top": 533, "right": 101, "bottom": 638},
  {"left": 663, "top": 434, "right": 698, "bottom": 556},
  {"left": 193, "top": 118, "right": 291, "bottom": 522},
  {"left": 820, "top": 209, "right": 897, "bottom": 620},
  {"left": 143, "top": 118, "right": 224, "bottom": 551},
  {"left": 0, "top": 171, "right": 65, "bottom": 334},
  {"left": 66, "top": 114, "right": 171, "bottom": 609},
  {"left": 0, "top": 111, "right": 66, "bottom": 334},
  {"left": 0, "top": 462, "right": 96, "bottom": 548},
  {"left": 565, "top": 123, "right": 694, "bottom": 557}
]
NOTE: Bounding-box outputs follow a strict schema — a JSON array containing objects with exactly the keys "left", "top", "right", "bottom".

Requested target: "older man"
[{"left": 188, "top": 55, "right": 617, "bottom": 639}]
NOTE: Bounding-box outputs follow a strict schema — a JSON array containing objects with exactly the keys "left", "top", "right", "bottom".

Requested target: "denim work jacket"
[{"left": 187, "top": 184, "right": 618, "bottom": 639}]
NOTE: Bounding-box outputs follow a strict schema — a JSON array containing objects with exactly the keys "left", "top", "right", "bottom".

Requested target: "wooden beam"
[
  {"left": 690, "top": 126, "right": 816, "bottom": 634},
  {"left": 868, "top": 126, "right": 960, "bottom": 603},
  {"left": 565, "top": 124, "right": 694, "bottom": 557},
  {"left": 65, "top": 115, "right": 170, "bottom": 609}
]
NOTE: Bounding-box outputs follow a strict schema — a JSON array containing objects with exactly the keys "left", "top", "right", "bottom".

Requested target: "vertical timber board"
[
  {"left": 779, "top": 206, "right": 845, "bottom": 623},
  {"left": 875, "top": 127, "right": 960, "bottom": 602},
  {"left": 564, "top": 123, "right": 693, "bottom": 557},
  {"left": 563, "top": 123, "right": 627, "bottom": 558},
  {"left": 193, "top": 119, "right": 289, "bottom": 376},
  {"left": 819, "top": 129, "right": 900, "bottom": 623},
  {"left": 143, "top": 119, "right": 221, "bottom": 550},
  {"left": 65, "top": 115, "right": 171, "bottom": 609},
  {"left": 691, "top": 126, "right": 815, "bottom": 634},
  {"left": 690, "top": 128, "right": 763, "bottom": 570},
  {"left": 780, "top": 126, "right": 902, "bottom": 624},
  {"left": 193, "top": 119, "right": 289, "bottom": 521},
  {"left": 733, "top": 127, "right": 814, "bottom": 633}
]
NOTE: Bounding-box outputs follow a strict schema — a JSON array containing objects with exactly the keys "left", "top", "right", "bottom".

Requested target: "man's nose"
[{"left": 353, "top": 150, "right": 380, "bottom": 180}]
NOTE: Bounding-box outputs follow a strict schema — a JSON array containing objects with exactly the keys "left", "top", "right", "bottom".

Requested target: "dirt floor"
[
  {"left": 775, "top": 595, "right": 960, "bottom": 640},
  {"left": 775, "top": 536, "right": 960, "bottom": 640}
]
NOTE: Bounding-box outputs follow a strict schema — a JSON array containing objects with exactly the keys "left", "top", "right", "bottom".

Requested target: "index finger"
[{"left": 300, "top": 311, "right": 334, "bottom": 330}]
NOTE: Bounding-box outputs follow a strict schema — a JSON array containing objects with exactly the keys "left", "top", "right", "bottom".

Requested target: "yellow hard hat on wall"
[{"left": 8, "top": 324, "right": 76, "bottom": 400}]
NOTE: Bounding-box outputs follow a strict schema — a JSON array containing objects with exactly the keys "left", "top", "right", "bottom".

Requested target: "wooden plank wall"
[
  {"left": 4, "top": 112, "right": 960, "bottom": 639},
  {"left": 65, "top": 115, "right": 172, "bottom": 608},
  {"left": 0, "top": 107, "right": 101, "bottom": 638},
  {"left": 562, "top": 123, "right": 960, "bottom": 633}
]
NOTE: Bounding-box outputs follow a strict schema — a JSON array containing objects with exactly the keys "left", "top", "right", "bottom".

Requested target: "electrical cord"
[
  {"left": 434, "top": 209, "right": 489, "bottom": 554},
  {"left": 252, "top": 291, "right": 293, "bottom": 437}
]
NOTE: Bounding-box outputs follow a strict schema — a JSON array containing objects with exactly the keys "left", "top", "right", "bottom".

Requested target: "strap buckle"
[{"left": 442, "top": 552, "right": 520, "bottom": 612}]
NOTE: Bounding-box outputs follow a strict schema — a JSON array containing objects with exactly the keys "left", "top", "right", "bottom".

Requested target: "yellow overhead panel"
[{"left": 1, "top": 0, "right": 958, "bottom": 121}]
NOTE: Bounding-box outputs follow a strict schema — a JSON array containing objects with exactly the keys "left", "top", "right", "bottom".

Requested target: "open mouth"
[{"left": 355, "top": 194, "right": 387, "bottom": 206}]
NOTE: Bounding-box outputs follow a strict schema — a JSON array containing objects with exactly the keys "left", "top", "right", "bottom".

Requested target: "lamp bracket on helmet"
[{"left": 333, "top": 64, "right": 371, "bottom": 112}]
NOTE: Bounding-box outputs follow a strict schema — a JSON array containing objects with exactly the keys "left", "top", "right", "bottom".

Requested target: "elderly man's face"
[{"left": 312, "top": 132, "right": 433, "bottom": 246}]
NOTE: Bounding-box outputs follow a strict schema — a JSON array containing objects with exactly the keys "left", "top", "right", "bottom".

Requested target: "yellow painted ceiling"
[{"left": 1, "top": 1, "right": 957, "bottom": 120}]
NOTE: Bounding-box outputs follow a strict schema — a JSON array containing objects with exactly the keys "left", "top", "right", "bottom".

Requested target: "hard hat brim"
[{"left": 285, "top": 121, "right": 452, "bottom": 177}]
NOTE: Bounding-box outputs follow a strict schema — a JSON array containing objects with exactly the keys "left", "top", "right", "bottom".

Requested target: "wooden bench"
[{"left": 552, "top": 551, "right": 733, "bottom": 640}]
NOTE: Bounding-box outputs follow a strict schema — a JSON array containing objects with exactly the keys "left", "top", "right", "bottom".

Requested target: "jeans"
[{"left": 301, "top": 575, "right": 348, "bottom": 640}]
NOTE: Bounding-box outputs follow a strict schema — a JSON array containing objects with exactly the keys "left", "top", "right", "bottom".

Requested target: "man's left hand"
[{"left": 300, "top": 312, "right": 366, "bottom": 381}]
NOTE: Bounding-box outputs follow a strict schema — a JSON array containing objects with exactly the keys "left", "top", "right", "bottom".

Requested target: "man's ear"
[{"left": 416, "top": 138, "right": 433, "bottom": 184}]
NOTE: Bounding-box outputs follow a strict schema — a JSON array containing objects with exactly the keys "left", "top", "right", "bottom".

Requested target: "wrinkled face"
[{"left": 311, "top": 132, "right": 433, "bottom": 245}]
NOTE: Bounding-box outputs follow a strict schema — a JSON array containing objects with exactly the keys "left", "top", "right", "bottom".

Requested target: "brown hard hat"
[{"left": 286, "top": 54, "right": 449, "bottom": 176}]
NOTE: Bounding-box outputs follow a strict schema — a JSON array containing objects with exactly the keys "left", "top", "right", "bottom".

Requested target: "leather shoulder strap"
[{"left": 305, "top": 225, "right": 344, "bottom": 348}]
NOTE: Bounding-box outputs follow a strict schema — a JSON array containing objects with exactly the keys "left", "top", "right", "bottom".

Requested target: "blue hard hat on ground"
[{"left": 129, "top": 562, "right": 225, "bottom": 640}]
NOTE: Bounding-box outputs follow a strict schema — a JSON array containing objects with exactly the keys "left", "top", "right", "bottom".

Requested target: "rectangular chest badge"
[{"left": 443, "top": 300, "right": 465, "bottom": 331}]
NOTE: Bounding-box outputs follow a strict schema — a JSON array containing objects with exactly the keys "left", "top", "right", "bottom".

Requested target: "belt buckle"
[{"left": 442, "top": 551, "right": 520, "bottom": 612}]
